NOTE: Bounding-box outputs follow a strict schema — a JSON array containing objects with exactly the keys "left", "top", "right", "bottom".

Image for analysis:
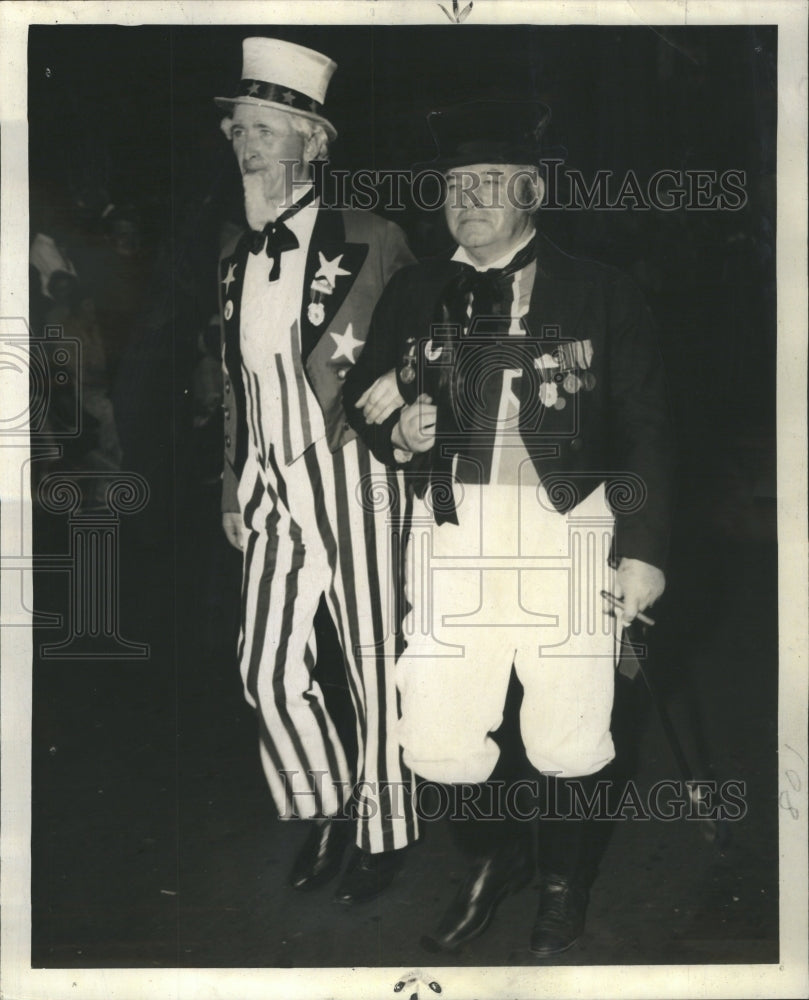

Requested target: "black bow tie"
[
  {"left": 454, "top": 237, "right": 538, "bottom": 317},
  {"left": 248, "top": 186, "right": 316, "bottom": 281},
  {"left": 423, "top": 234, "right": 538, "bottom": 525}
]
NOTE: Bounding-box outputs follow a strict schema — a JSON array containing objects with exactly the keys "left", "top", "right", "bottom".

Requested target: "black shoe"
[
  {"left": 529, "top": 873, "right": 589, "bottom": 957},
  {"left": 288, "top": 819, "right": 351, "bottom": 891},
  {"left": 333, "top": 847, "right": 404, "bottom": 905},
  {"left": 421, "top": 845, "right": 533, "bottom": 953}
]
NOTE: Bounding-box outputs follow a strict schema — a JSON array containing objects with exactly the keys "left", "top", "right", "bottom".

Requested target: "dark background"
[{"left": 29, "top": 23, "right": 778, "bottom": 968}]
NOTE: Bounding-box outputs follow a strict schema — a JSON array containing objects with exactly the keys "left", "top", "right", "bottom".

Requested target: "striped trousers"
[{"left": 236, "top": 436, "right": 419, "bottom": 854}]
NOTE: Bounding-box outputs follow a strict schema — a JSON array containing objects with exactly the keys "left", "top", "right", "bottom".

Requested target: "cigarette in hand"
[{"left": 600, "top": 589, "right": 656, "bottom": 627}]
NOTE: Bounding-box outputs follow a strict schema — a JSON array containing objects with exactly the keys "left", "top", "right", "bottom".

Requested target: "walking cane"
[{"left": 602, "top": 591, "right": 732, "bottom": 849}]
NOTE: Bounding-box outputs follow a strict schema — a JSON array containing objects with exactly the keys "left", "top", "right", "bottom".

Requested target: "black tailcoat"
[{"left": 343, "top": 232, "right": 674, "bottom": 569}]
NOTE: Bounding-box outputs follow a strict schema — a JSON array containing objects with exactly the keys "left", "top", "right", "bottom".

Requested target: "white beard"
[{"left": 242, "top": 172, "right": 276, "bottom": 231}]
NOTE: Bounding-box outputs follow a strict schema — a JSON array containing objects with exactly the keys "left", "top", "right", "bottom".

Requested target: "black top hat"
[{"left": 420, "top": 98, "right": 551, "bottom": 172}]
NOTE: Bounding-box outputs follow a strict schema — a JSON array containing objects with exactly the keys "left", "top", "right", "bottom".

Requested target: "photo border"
[{"left": 2, "top": 2, "right": 806, "bottom": 998}]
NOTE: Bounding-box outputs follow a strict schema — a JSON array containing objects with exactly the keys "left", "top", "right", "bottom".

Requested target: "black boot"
[
  {"left": 333, "top": 846, "right": 405, "bottom": 905},
  {"left": 530, "top": 768, "right": 616, "bottom": 956},
  {"left": 288, "top": 818, "right": 352, "bottom": 891},
  {"left": 422, "top": 773, "right": 534, "bottom": 955},
  {"left": 530, "top": 873, "right": 589, "bottom": 957},
  {"left": 422, "top": 835, "right": 533, "bottom": 953}
]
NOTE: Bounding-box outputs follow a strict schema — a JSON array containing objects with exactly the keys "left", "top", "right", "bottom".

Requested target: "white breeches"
[{"left": 396, "top": 479, "right": 619, "bottom": 784}]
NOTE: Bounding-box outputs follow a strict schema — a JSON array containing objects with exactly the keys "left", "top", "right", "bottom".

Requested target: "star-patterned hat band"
[
  {"left": 215, "top": 37, "right": 338, "bottom": 140},
  {"left": 237, "top": 79, "right": 323, "bottom": 115}
]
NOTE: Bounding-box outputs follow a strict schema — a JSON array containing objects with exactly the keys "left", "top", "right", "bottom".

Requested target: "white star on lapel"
[
  {"left": 329, "top": 323, "right": 363, "bottom": 363},
  {"left": 316, "top": 252, "right": 351, "bottom": 289},
  {"left": 222, "top": 262, "right": 237, "bottom": 293}
]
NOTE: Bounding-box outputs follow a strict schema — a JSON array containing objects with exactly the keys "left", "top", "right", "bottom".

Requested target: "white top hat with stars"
[{"left": 215, "top": 37, "right": 338, "bottom": 140}]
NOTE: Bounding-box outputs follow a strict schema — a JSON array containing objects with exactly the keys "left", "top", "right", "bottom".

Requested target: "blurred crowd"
[{"left": 29, "top": 181, "right": 225, "bottom": 525}]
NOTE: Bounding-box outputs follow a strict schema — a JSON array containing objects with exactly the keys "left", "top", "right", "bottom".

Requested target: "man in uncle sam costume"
[
  {"left": 344, "top": 99, "right": 674, "bottom": 954},
  {"left": 216, "top": 37, "right": 418, "bottom": 904}
]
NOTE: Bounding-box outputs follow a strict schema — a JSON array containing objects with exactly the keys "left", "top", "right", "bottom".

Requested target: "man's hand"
[
  {"left": 222, "top": 511, "right": 245, "bottom": 551},
  {"left": 355, "top": 370, "right": 404, "bottom": 425},
  {"left": 614, "top": 557, "right": 665, "bottom": 626},
  {"left": 392, "top": 394, "right": 436, "bottom": 454}
]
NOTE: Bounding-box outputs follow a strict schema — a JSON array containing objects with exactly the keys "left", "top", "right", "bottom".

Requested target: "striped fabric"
[
  {"left": 237, "top": 439, "right": 418, "bottom": 852},
  {"left": 243, "top": 319, "right": 325, "bottom": 470},
  {"left": 232, "top": 213, "right": 418, "bottom": 853}
]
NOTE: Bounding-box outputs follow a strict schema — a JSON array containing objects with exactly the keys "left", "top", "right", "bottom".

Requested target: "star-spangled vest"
[{"left": 239, "top": 196, "right": 326, "bottom": 469}]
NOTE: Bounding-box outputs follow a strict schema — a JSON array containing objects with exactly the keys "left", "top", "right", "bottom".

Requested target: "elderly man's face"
[
  {"left": 229, "top": 104, "right": 308, "bottom": 205},
  {"left": 444, "top": 163, "right": 538, "bottom": 266}
]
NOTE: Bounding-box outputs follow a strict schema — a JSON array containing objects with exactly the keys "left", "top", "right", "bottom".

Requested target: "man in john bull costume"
[
  {"left": 344, "top": 99, "right": 673, "bottom": 953},
  {"left": 216, "top": 37, "right": 419, "bottom": 904}
]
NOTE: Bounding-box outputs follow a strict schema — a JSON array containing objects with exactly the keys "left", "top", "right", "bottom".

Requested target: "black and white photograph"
[{"left": 1, "top": 2, "right": 807, "bottom": 998}]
